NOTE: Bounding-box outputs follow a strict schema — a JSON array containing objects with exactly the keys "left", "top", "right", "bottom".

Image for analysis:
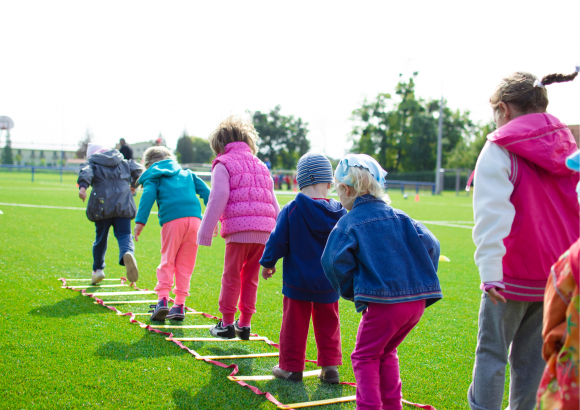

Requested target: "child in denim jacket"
[{"left": 321, "top": 154, "right": 442, "bottom": 410}]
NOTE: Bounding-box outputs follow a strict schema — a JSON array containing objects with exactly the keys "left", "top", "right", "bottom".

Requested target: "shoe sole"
[
  {"left": 319, "top": 376, "right": 340, "bottom": 384},
  {"left": 91, "top": 275, "right": 105, "bottom": 286},
  {"left": 123, "top": 253, "right": 139, "bottom": 283},
  {"left": 273, "top": 374, "right": 302, "bottom": 383},
  {"left": 166, "top": 314, "right": 185, "bottom": 321},
  {"left": 235, "top": 330, "right": 250, "bottom": 341},
  {"left": 150, "top": 308, "right": 169, "bottom": 321},
  {"left": 209, "top": 329, "right": 236, "bottom": 340}
]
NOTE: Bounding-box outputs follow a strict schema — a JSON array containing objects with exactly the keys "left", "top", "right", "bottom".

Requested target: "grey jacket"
[{"left": 77, "top": 150, "right": 143, "bottom": 222}]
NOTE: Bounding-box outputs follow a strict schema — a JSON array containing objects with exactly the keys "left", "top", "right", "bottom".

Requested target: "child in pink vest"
[
  {"left": 469, "top": 67, "right": 580, "bottom": 410},
  {"left": 198, "top": 115, "right": 280, "bottom": 340}
]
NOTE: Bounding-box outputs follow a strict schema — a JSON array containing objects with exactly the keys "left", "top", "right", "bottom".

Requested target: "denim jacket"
[{"left": 321, "top": 195, "right": 442, "bottom": 312}]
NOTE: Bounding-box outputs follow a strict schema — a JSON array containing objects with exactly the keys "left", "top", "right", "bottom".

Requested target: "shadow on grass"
[
  {"left": 94, "top": 332, "right": 184, "bottom": 361},
  {"left": 29, "top": 294, "right": 109, "bottom": 318}
]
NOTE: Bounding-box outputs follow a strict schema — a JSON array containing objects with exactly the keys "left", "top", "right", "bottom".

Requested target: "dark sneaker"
[
  {"left": 123, "top": 252, "right": 139, "bottom": 283},
  {"left": 209, "top": 321, "right": 235, "bottom": 339},
  {"left": 272, "top": 365, "right": 303, "bottom": 383},
  {"left": 319, "top": 366, "right": 340, "bottom": 384},
  {"left": 167, "top": 304, "right": 185, "bottom": 321},
  {"left": 234, "top": 320, "right": 250, "bottom": 340},
  {"left": 148, "top": 298, "right": 169, "bottom": 321}
]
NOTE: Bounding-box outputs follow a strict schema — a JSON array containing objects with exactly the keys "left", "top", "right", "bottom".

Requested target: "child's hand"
[
  {"left": 487, "top": 288, "right": 507, "bottom": 305},
  {"left": 134, "top": 223, "right": 145, "bottom": 242},
  {"left": 213, "top": 224, "right": 219, "bottom": 238},
  {"left": 79, "top": 187, "right": 87, "bottom": 202},
  {"left": 261, "top": 266, "right": 276, "bottom": 280},
  {"left": 130, "top": 187, "right": 136, "bottom": 195}
]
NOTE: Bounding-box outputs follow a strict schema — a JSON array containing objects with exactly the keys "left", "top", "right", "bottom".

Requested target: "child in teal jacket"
[{"left": 134, "top": 147, "right": 210, "bottom": 321}]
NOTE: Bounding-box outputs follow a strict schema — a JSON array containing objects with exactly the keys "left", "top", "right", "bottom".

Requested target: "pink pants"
[
  {"left": 155, "top": 217, "right": 201, "bottom": 306},
  {"left": 352, "top": 300, "right": 425, "bottom": 410},
  {"left": 218, "top": 242, "right": 265, "bottom": 327},
  {"left": 279, "top": 296, "right": 342, "bottom": 372}
]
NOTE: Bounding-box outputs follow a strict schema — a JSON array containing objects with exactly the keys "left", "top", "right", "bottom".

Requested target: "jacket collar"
[
  {"left": 224, "top": 141, "right": 252, "bottom": 155},
  {"left": 352, "top": 194, "right": 382, "bottom": 209}
]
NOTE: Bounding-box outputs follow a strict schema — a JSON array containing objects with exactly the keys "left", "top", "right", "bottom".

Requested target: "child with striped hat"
[{"left": 260, "top": 152, "right": 347, "bottom": 383}]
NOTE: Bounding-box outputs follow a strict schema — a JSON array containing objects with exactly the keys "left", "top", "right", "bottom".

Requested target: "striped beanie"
[{"left": 296, "top": 153, "right": 334, "bottom": 190}]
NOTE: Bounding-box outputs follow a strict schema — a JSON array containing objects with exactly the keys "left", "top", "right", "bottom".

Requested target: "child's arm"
[
  {"left": 77, "top": 161, "right": 93, "bottom": 202},
  {"left": 473, "top": 141, "right": 515, "bottom": 302},
  {"left": 192, "top": 173, "right": 211, "bottom": 206},
  {"left": 259, "top": 205, "right": 290, "bottom": 279},
  {"left": 269, "top": 177, "right": 281, "bottom": 216},
  {"left": 412, "top": 220, "right": 440, "bottom": 272},
  {"left": 128, "top": 160, "right": 143, "bottom": 188},
  {"left": 321, "top": 227, "right": 357, "bottom": 300},
  {"left": 197, "top": 163, "right": 230, "bottom": 246},
  {"left": 134, "top": 179, "right": 158, "bottom": 228}
]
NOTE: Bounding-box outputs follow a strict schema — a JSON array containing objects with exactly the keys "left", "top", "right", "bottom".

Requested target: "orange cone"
[{"left": 415, "top": 194, "right": 420, "bottom": 202}]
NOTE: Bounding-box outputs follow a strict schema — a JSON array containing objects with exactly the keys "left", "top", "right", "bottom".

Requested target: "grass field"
[{"left": 0, "top": 174, "right": 510, "bottom": 409}]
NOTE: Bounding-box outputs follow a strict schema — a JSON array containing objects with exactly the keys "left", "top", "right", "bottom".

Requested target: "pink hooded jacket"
[{"left": 488, "top": 113, "right": 579, "bottom": 300}]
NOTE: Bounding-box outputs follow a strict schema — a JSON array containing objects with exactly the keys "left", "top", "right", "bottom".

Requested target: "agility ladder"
[{"left": 59, "top": 277, "right": 436, "bottom": 409}]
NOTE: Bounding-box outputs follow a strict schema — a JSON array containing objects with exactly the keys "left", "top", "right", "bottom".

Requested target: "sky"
[{"left": 1, "top": 0, "right": 579, "bottom": 158}]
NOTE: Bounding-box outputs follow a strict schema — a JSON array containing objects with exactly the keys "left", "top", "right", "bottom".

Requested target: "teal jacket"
[{"left": 135, "top": 159, "right": 210, "bottom": 226}]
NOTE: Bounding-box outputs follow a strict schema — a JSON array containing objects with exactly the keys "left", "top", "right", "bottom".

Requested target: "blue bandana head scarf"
[{"left": 335, "top": 154, "right": 388, "bottom": 187}]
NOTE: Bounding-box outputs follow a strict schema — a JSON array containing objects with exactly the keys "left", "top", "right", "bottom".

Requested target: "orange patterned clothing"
[{"left": 537, "top": 239, "right": 579, "bottom": 409}]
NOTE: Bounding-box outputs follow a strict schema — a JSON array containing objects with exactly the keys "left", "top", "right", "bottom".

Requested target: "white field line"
[
  {"left": 0, "top": 202, "right": 158, "bottom": 214},
  {"left": 420, "top": 221, "right": 474, "bottom": 229}
]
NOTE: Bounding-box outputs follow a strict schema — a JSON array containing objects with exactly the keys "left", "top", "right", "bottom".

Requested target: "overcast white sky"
[{"left": 1, "top": 0, "right": 578, "bottom": 158}]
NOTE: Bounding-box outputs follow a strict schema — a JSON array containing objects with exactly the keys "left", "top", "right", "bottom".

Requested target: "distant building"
[
  {"left": 569, "top": 124, "right": 579, "bottom": 147},
  {"left": 10, "top": 143, "right": 78, "bottom": 166}
]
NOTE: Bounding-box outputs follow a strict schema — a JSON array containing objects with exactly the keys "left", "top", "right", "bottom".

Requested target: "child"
[
  {"left": 133, "top": 147, "right": 210, "bottom": 321},
  {"left": 260, "top": 153, "right": 347, "bottom": 383},
  {"left": 469, "top": 68, "right": 580, "bottom": 410},
  {"left": 77, "top": 143, "right": 143, "bottom": 285},
  {"left": 321, "top": 154, "right": 442, "bottom": 410},
  {"left": 537, "top": 150, "right": 580, "bottom": 409},
  {"left": 197, "top": 115, "right": 280, "bottom": 339}
]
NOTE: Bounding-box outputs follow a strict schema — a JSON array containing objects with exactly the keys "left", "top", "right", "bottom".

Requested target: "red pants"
[
  {"left": 218, "top": 242, "right": 265, "bottom": 326},
  {"left": 351, "top": 301, "right": 425, "bottom": 410},
  {"left": 279, "top": 296, "right": 343, "bottom": 372}
]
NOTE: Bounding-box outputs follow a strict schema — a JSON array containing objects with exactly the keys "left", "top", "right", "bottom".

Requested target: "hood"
[
  {"left": 294, "top": 193, "right": 346, "bottom": 237},
  {"left": 89, "top": 149, "right": 124, "bottom": 167},
  {"left": 488, "top": 113, "right": 577, "bottom": 177},
  {"left": 139, "top": 159, "right": 182, "bottom": 184}
]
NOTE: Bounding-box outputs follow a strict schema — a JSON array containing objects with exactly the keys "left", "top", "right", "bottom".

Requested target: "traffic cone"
[{"left": 415, "top": 194, "right": 420, "bottom": 202}]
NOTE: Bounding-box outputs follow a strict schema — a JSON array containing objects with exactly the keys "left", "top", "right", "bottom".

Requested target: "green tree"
[
  {"left": 191, "top": 137, "right": 213, "bottom": 163},
  {"left": 176, "top": 131, "right": 194, "bottom": 163},
  {"left": 252, "top": 105, "right": 310, "bottom": 169},
  {"left": 446, "top": 120, "right": 494, "bottom": 169},
  {"left": 1, "top": 132, "right": 13, "bottom": 165}
]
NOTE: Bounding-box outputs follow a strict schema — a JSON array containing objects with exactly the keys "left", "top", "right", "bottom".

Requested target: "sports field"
[{"left": 0, "top": 174, "right": 510, "bottom": 409}]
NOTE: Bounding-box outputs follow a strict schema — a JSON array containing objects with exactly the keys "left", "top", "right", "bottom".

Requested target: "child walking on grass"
[
  {"left": 321, "top": 154, "right": 442, "bottom": 410},
  {"left": 197, "top": 115, "right": 280, "bottom": 340},
  {"left": 133, "top": 147, "right": 210, "bottom": 321},
  {"left": 260, "top": 153, "right": 346, "bottom": 384},
  {"left": 469, "top": 67, "right": 579, "bottom": 410},
  {"left": 78, "top": 143, "right": 143, "bottom": 285}
]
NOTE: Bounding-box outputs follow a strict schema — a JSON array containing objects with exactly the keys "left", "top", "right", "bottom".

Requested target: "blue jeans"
[{"left": 93, "top": 218, "right": 134, "bottom": 271}]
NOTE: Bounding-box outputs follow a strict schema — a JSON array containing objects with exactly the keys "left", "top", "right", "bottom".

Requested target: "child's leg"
[
  {"left": 237, "top": 243, "right": 265, "bottom": 327},
  {"left": 93, "top": 219, "right": 112, "bottom": 271},
  {"left": 111, "top": 217, "right": 134, "bottom": 266},
  {"left": 351, "top": 301, "right": 424, "bottom": 410},
  {"left": 219, "top": 243, "right": 249, "bottom": 325},
  {"left": 279, "top": 296, "right": 312, "bottom": 372},
  {"left": 508, "top": 302, "right": 544, "bottom": 410},
  {"left": 312, "top": 301, "right": 342, "bottom": 367},
  {"left": 154, "top": 219, "right": 186, "bottom": 301},
  {"left": 467, "top": 296, "right": 528, "bottom": 410},
  {"left": 172, "top": 218, "right": 201, "bottom": 306}
]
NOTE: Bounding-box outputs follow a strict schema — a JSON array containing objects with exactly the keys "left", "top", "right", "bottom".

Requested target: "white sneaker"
[
  {"left": 91, "top": 269, "right": 105, "bottom": 285},
  {"left": 123, "top": 252, "right": 139, "bottom": 283}
]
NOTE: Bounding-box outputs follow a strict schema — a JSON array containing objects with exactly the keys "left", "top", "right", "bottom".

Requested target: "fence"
[{"left": 0, "top": 164, "right": 79, "bottom": 183}]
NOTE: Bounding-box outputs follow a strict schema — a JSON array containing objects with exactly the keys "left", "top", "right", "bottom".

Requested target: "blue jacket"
[
  {"left": 260, "top": 193, "right": 347, "bottom": 303},
  {"left": 135, "top": 159, "right": 210, "bottom": 226},
  {"left": 321, "top": 194, "right": 442, "bottom": 312}
]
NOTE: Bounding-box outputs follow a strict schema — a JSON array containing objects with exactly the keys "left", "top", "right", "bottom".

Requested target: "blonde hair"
[
  {"left": 208, "top": 115, "right": 259, "bottom": 155},
  {"left": 143, "top": 146, "right": 174, "bottom": 169},
  {"left": 334, "top": 166, "right": 391, "bottom": 204},
  {"left": 490, "top": 69, "right": 578, "bottom": 114}
]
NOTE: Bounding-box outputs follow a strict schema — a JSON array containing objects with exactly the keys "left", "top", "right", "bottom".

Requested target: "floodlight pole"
[{"left": 435, "top": 97, "right": 444, "bottom": 194}]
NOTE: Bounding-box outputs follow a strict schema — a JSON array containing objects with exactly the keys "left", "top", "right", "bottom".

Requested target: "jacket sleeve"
[
  {"left": 135, "top": 179, "right": 158, "bottom": 225},
  {"left": 197, "top": 163, "right": 230, "bottom": 246},
  {"left": 321, "top": 226, "right": 357, "bottom": 300},
  {"left": 473, "top": 141, "right": 515, "bottom": 283},
  {"left": 270, "top": 178, "right": 281, "bottom": 216},
  {"left": 542, "top": 272, "right": 568, "bottom": 360},
  {"left": 192, "top": 173, "right": 211, "bottom": 206},
  {"left": 413, "top": 220, "right": 441, "bottom": 272},
  {"left": 128, "top": 160, "right": 143, "bottom": 188},
  {"left": 77, "top": 161, "right": 93, "bottom": 189},
  {"left": 260, "top": 204, "right": 290, "bottom": 268}
]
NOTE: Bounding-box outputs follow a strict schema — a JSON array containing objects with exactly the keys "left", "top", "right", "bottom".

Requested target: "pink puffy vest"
[
  {"left": 489, "top": 113, "right": 579, "bottom": 301},
  {"left": 212, "top": 141, "right": 277, "bottom": 237}
]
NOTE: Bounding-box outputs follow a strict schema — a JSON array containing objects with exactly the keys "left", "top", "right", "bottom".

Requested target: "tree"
[
  {"left": 252, "top": 105, "right": 310, "bottom": 169},
  {"left": 176, "top": 131, "right": 194, "bottom": 163},
  {"left": 445, "top": 120, "right": 494, "bottom": 169},
  {"left": 1, "top": 132, "right": 13, "bottom": 165},
  {"left": 76, "top": 129, "right": 93, "bottom": 158},
  {"left": 191, "top": 137, "right": 213, "bottom": 163}
]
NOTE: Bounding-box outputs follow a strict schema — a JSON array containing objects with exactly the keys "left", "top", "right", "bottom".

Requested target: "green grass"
[{"left": 0, "top": 175, "right": 508, "bottom": 409}]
